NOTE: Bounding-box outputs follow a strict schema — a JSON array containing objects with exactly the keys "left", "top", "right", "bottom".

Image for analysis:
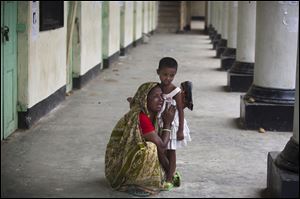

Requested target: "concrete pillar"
[
  {"left": 204, "top": 1, "right": 208, "bottom": 33},
  {"left": 212, "top": 2, "right": 222, "bottom": 50},
  {"left": 207, "top": 1, "right": 213, "bottom": 36},
  {"left": 215, "top": 1, "right": 228, "bottom": 57},
  {"left": 133, "top": 1, "right": 142, "bottom": 47},
  {"left": 209, "top": 2, "right": 217, "bottom": 41},
  {"left": 220, "top": 1, "right": 238, "bottom": 70},
  {"left": 267, "top": 44, "right": 299, "bottom": 198},
  {"left": 227, "top": 1, "right": 256, "bottom": 92},
  {"left": 207, "top": 1, "right": 211, "bottom": 28},
  {"left": 120, "top": 2, "right": 134, "bottom": 56},
  {"left": 102, "top": 2, "right": 121, "bottom": 69},
  {"left": 240, "top": 1, "right": 299, "bottom": 131}
]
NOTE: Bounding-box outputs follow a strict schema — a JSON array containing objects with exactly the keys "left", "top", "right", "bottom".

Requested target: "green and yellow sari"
[{"left": 105, "top": 82, "right": 164, "bottom": 195}]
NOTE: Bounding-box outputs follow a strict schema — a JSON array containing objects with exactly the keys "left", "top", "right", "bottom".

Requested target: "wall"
[
  {"left": 142, "top": 1, "right": 149, "bottom": 34},
  {"left": 123, "top": 1, "right": 134, "bottom": 48},
  {"left": 134, "top": 1, "right": 143, "bottom": 41},
  {"left": 80, "top": 1, "right": 102, "bottom": 74},
  {"left": 190, "top": 1, "right": 205, "bottom": 17},
  {"left": 108, "top": 2, "right": 120, "bottom": 56},
  {"left": 17, "top": 2, "right": 29, "bottom": 111},
  {"left": 25, "top": 2, "right": 67, "bottom": 108}
]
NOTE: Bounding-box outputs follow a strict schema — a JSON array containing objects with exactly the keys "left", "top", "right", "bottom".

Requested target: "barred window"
[{"left": 39, "top": 1, "right": 64, "bottom": 31}]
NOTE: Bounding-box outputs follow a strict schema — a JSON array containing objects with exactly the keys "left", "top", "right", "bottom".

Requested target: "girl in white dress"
[{"left": 156, "top": 57, "right": 192, "bottom": 188}]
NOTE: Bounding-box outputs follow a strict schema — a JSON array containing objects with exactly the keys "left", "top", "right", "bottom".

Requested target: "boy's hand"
[
  {"left": 177, "top": 129, "right": 184, "bottom": 141},
  {"left": 162, "top": 105, "right": 176, "bottom": 127}
]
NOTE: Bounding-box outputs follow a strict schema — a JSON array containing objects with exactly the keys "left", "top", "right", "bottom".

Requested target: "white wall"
[
  {"left": 80, "top": 1, "right": 102, "bottom": 74},
  {"left": 123, "top": 1, "right": 134, "bottom": 47},
  {"left": 142, "top": 1, "right": 149, "bottom": 34},
  {"left": 190, "top": 1, "right": 205, "bottom": 17},
  {"left": 27, "top": 1, "right": 67, "bottom": 108},
  {"left": 108, "top": 2, "right": 120, "bottom": 56},
  {"left": 135, "top": 1, "right": 143, "bottom": 41}
]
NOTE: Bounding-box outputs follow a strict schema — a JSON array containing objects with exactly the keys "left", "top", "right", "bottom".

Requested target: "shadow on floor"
[
  {"left": 259, "top": 188, "right": 271, "bottom": 198},
  {"left": 177, "top": 29, "right": 205, "bottom": 35},
  {"left": 232, "top": 117, "right": 244, "bottom": 130}
]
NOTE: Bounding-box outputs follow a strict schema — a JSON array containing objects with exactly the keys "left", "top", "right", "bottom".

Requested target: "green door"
[{"left": 1, "top": 1, "right": 18, "bottom": 140}]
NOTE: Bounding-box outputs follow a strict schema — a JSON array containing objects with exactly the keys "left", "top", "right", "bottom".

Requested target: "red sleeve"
[{"left": 139, "top": 112, "right": 155, "bottom": 135}]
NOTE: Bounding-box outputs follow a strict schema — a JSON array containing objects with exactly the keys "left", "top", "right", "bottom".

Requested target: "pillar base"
[
  {"left": 212, "top": 34, "right": 221, "bottom": 50},
  {"left": 216, "top": 39, "right": 227, "bottom": 58},
  {"left": 133, "top": 38, "right": 142, "bottom": 47},
  {"left": 18, "top": 86, "right": 66, "bottom": 129},
  {"left": 209, "top": 30, "right": 216, "bottom": 41},
  {"left": 73, "top": 63, "right": 101, "bottom": 89},
  {"left": 240, "top": 95, "right": 294, "bottom": 131},
  {"left": 275, "top": 137, "right": 299, "bottom": 173},
  {"left": 227, "top": 73, "right": 253, "bottom": 92},
  {"left": 120, "top": 43, "right": 133, "bottom": 56},
  {"left": 267, "top": 152, "right": 299, "bottom": 198},
  {"left": 221, "top": 48, "right": 236, "bottom": 71},
  {"left": 210, "top": 29, "right": 217, "bottom": 41},
  {"left": 227, "top": 61, "right": 254, "bottom": 92},
  {"left": 103, "top": 51, "right": 120, "bottom": 69},
  {"left": 208, "top": 26, "right": 215, "bottom": 39}
]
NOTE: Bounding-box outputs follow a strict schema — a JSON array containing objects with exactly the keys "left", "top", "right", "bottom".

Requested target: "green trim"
[
  {"left": 1, "top": 1, "right": 4, "bottom": 140},
  {"left": 17, "top": 1, "right": 29, "bottom": 113},
  {"left": 16, "top": 23, "right": 26, "bottom": 32},
  {"left": 133, "top": 1, "right": 136, "bottom": 41},
  {"left": 17, "top": 102, "right": 27, "bottom": 112},
  {"left": 72, "top": 2, "right": 81, "bottom": 78},
  {"left": 102, "top": 1, "right": 109, "bottom": 59},
  {"left": 120, "top": 2, "right": 125, "bottom": 48},
  {"left": 66, "top": 1, "right": 75, "bottom": 92}
]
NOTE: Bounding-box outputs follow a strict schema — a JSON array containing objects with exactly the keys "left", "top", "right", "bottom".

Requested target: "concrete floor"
[{"left": 1, "top": 31, "right": 292, "bottom": 198}]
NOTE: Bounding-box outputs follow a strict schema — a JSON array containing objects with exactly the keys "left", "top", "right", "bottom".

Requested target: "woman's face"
[{"left": 147, "top": 86, "right": 163, "bottom": 113}]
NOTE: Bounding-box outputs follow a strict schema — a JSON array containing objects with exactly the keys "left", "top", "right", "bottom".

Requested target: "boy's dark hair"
[{"left": 158, "top": 57, "right": 178, "bottom": 70}]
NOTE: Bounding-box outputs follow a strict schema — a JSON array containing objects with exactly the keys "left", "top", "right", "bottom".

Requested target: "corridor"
[{"left": 1, "top": 32, "right": 291, "bottom": 198}]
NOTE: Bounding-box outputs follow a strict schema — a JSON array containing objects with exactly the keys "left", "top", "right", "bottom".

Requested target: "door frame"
[{"left": 1, "top": 1, "right": 18, "bottom": 140}]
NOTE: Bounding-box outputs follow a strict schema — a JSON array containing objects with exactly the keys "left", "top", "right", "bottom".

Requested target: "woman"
[{"left": 105, "top": 82, "right": 176, "bottom": 196}]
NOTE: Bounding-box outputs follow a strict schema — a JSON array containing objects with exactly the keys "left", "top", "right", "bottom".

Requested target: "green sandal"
[
  {"left": 127, "top": 186, "right": 151, "bottom": 197},
  {"left": 172, "top": 171, "right": 181, "bottom": 187},
  {"left": 161, "top": 181, "right": 174, "bottom": 191}
]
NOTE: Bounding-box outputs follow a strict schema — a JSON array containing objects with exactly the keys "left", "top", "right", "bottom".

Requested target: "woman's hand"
[{"left": 162, "top": 105, "right": 176, "bottom": 128}]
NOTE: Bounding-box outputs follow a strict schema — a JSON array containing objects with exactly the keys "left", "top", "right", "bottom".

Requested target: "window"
[{"left": 39, "top": 1, "right": 64, "bottom": 31}]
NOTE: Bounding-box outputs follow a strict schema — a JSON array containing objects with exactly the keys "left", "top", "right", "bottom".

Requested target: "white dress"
[{"left": 158, "top": 87, "right": 191, "bottom": 150}]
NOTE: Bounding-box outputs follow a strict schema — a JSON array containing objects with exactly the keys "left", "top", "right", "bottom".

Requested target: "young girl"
[{"left": 156, "top": 57, "right": 192, "bottom": 188}]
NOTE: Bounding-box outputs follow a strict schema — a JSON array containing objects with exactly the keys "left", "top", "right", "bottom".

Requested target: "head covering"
[{"left": 105, "top": 82, "right": 164, "bottom": 194}]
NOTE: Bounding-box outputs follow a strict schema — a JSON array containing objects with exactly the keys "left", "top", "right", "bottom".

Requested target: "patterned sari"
[{"left": 105, "top": 82, "right": 164, "bottom": 195}]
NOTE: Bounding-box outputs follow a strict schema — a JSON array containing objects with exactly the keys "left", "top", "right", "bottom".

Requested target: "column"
[
  {"left": 227, "top": 1, "right": 256, "bottom": 92},
  {"left": 267, "top": 44, "right": 299, "bottom": 198},
  {"left": 215, "top": 1, "right": 228, "bottom": 57},
  {"left": 220, "top": 1, "right": 238, "bottom": 70},
  {"left": 240, "top": 2, "right": 299, "bottom": 131},
  {"left": 204, "top": 1, "right": 209, "bottom": 33},
  {"left": 209, "top": 1, "right": 217, "bottom": 41},
  {"left": 212, "top": 2, "right": 222, "bottom": 50},
  {"left": 207, "top": 1, "right": 214, "bottom": 36}
]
